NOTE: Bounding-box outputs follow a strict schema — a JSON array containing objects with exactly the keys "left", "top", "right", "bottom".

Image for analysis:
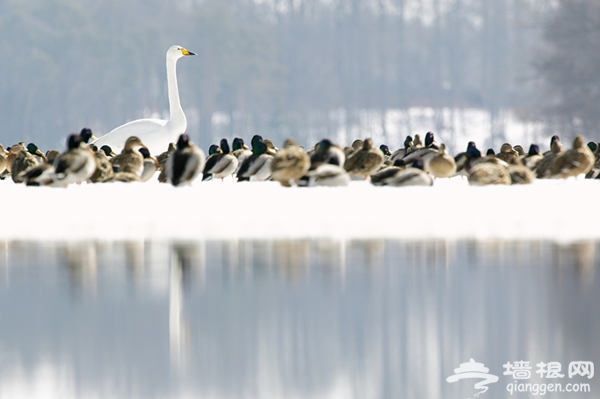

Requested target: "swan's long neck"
[{"left": 166, "top": 55, "right": 187, "bottom": 133}]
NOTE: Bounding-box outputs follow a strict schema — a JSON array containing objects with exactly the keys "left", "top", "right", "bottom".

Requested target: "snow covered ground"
[{"left": 2, "top": 177, "right": 598, "bottom": 242}]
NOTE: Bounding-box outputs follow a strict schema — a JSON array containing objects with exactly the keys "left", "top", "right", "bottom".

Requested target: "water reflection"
[{"left": 0, "top": 239, "right": 598, "bottom": 398}]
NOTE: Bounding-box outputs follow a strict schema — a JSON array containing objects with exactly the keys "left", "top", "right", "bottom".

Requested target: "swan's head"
[{"left": 168, "top": 45, "right": 196, "bottom": 59}]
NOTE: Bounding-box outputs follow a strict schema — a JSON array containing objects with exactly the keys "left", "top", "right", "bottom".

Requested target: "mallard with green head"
[{"left": 166, "top": 133, "right": 206, "bottom": 186}]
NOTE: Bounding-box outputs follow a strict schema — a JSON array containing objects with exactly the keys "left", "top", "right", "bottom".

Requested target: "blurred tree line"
[{"left": 0, "top": 0, "right": 592, "bottom": 151}]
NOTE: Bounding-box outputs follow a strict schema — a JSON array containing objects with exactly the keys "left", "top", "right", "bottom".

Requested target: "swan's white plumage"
[{"left": 93, "top": 45, "right": 194, "bottom": 156}]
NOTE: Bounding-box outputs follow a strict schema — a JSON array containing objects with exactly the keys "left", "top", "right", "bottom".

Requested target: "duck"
[
  {"left": 0, "top": 145, "right": 8, "bottom": 179},
  {"left": 344, "top": 139, "right": 363, "bottom": 158},
  {"left": 379, "top": 144, "right": 392, "bottom": 162},
  {"left": 390, "top": 135, "right": 414, "bottom": 162},
  {"left": 522, "top": 144, "right": 543, "bottom": 170},
  {"left": 79, "top": 127, "right": 97, "bottom": 144},
  {"left": 508, "top": 164, "right": 536, "bottom": 184},
  {"left": 455, "top": 141, "right": 482, "bottom": 174},
  {"left": 496, "top": 143, "right": 519, "bottom": 165},
  {"left": 231, "top": 137, "right": 252, "bottom": 175},
  {"left": 543, "top": 135, "right": 560, "bottom": 156},
  {"left": 549, "top": 134, "right": 594, "bottom": 178},
  {"left": 8, "top": 143, "right": 40, "bottom": 183},
  {"left": 26, "top": 143, "right": 46, "bottom": 163},
  {"left": 409, "top": 134, "right": 424, "bottom": 152},
  {"left": 299, "top": 164, "right": 350, "bottom": 187},
  {"left": 370, "top": 159, "right": 406, "bottom": 186},
  {"left": 263, "top": 139, "right": 279, "bottom": 155},
  {"left": 237, "top": 139, "right": 273, "bottom": 182},
  {"left": 203, "top": 139, "right": 238, "bottom": 181},
  {"left": 513, "top": 145, "right": 525, "bottom": 157},
  {"left": 424, "top": 131, "right": 440, "bottom": 149},
  {"left": 22, "top": 161, "right": 55, "bottom": 186},
  {"left": 157, "top": 142, "right": 176, "bottom": 183},
  {"left": 468, "top": 162, "right": 511, "bottom": 185},
  {"left": 52, "top": 134, "right": 97, "bottom": 186},
  {"left": 92, "top": 45, "right": 196, "bottom": 155},
  {"left": 201, "top": 144, "right": 222, "bottom": 180},
  {"left": 110, "top": 136, "right": 147, "bottom": 176},
  {"left": 382, "top": 159, "right": 433, "bottom": 187},
  {"left": 343, "top": 138, "right": 385, "bottom": 179},
  {"left": 20, "top": 144, "right": 56, "bottom": 186},
  {"left": 536, "top": 136, "right": 563, "bottom": 178},
  {"left": 89, "top": 145, "right": 115, "bottom": 183},
  {"left": 585, "top": 142, "right": 600, "bottom": 178},
  {"left": 167, "top": 133, "right": 205, "bottom": 186},
  {"left": 309, "top": 138, "right": 345, "bottom": 169},
  {"left": 270, "top": 138, "right": 310, "bottom": 186},
  {"left": 139, "top": 147, "right": 159, "bottom": 182},
  {"left": 423, "top": 143, "right": 456, "bottom": 178}
]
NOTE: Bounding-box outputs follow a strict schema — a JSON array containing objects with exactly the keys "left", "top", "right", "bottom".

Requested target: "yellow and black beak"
[{"left": 181, "top": 47, "right": 195, "bottom": 56}]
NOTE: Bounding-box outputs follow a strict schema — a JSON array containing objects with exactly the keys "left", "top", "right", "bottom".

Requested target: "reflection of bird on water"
[
  {"left": 169, "top": 242, "right": 206, "bottom": 368},
  {"left": 60, "top": 242, "right": 98, "bottom": 295}
]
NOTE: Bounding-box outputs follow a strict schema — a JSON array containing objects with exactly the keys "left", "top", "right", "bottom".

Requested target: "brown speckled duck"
[
  {"left": 468, "top": 162, "right": 511, "bottom": 185},
  {"left": 343, "top": 138, "right": 384, "bottom": 179},
  {"left": 270, "top": 138, "right": 310, "bottom": 187},
  {"left": 110, "top": 136, "right": 147, "bottom": 176},
  {"left": 536, "top": 136, "right": 563, "bottom": 178},
  {"left": 549, "top": 134, "right": 594, "bottom": 178},
  {"left": 423, "top": 144, "right": 456, "bottom": 178}
]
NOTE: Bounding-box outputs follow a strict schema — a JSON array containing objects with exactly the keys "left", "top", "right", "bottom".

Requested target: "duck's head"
[
  {"left": 379, "top": 144, "right": 391, "bottom": 156},
  {"left": 263, "top": 139, "right": 278, "bottom": 154},
  {"left": 176, "top": 134, "right": 191, "bottom": 150},
  {"left": 587, "top": 141, "right": 597, "bottom": 152},
  {"left": 466, "top": 142, "right": 481, "bottom": 159},
  {"left": 283, "top": 138, "right": 298, "bottom": 148},
  {"left": 528, "top": 144, "right": 540, "bottom": 156},
  {"left": 413, "top": 134, "right": 422, "bottom": 146},
  {"left": 219, "top": 138, "right": 231, "bottom": 154},
  {"left": 573, "top": 135, "right": 585, "bottom": 149},
  {"left": 551, "top": 137, "right": 562, "bottom": 153},
  {"left": 100, "top": 145, "right": 116, "bottom": 157},
  {"left": 351, "top": 139, "right": 363, "bottom": 151},
  {"left": 251, "top": 134, "right": 264, "bottom": 148},
  {"left": 317, "top": 138, "right": 333, "bottom": 151},
  {"left": 45, "top": 149, "right": 60, "bottom": 164},
  {"left": 232, "top": 137, "right": 246, "bottom": 151},
  {"left": 425, "top": 132, "right": 435, "bottom": 147},
  {"left": 252, "top": 140, "right": 267, "bottom": 155},
  {"left": 27, "top": 143, "right": 44, "bottom": 157},
  {"left": 124, "top": 136, "right": 145, "bottom": 151},
  {"left": 513, "top": 145, "right": 525, "bottom": 156},
  {"left": 168, "top": 45, "right": 195, "bottom": 59},
  {"left": 208, "top": 144, "right": 222, "bottom": 155},
  {"left": 66, "top": 134, "right": 82, "bottom": 150},
  {"left": 79, "top": 127, "right": 96, "bottom": 143},
  {"left": 500, "top": 143, "right": 514, "bottom": 154},
  {"left": 139, "top": 147, "right": 152, "bottom": 159},
  {"left": 403, "top": 135, "right": 413, "bottom": 149},
  {"left": 362, "top": 138, "right": 374, "bottom": 150},
  {"left": 486, "top": 148, "right": 495, "bottom": 156}
]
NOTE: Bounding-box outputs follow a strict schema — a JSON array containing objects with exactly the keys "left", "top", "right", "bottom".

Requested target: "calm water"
[{"left": 0, "top": 239, "right": 598, "bottom": 398}]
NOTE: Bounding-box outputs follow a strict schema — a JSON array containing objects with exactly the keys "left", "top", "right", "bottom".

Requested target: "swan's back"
[{"left": 93, "top": 118, "right": 169, "bottom": 155}]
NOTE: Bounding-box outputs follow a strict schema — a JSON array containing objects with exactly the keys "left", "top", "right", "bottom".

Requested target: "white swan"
[{"left": 92, "top": 45, "right": 195, "bottom": 155}]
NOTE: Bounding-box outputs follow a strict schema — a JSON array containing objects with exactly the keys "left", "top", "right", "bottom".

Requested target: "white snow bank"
[{"left": 1, "top": 177, "right": 598, "bottom": 242}]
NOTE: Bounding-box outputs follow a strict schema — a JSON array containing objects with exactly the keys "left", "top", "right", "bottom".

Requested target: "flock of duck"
[{"left": 0, "top": 129, "right": 598, "bottom": 188}]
